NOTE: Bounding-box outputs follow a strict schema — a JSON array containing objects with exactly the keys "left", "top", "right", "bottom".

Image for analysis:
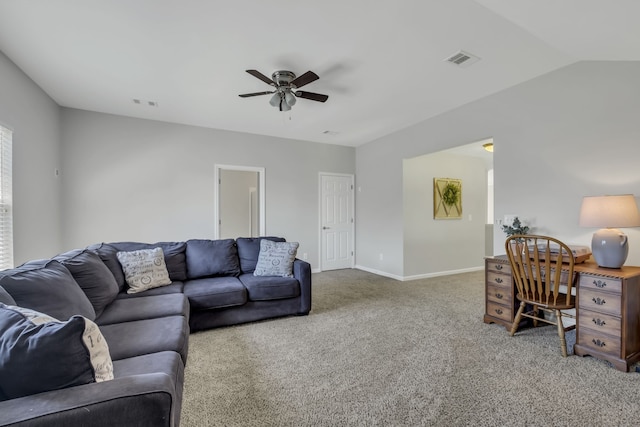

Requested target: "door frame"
[
  {"left": 318, "top": 172, "right": 355, "bottom": 271},
  {"left": 214, "top": 164, "right": 266, "bottom": 239}
]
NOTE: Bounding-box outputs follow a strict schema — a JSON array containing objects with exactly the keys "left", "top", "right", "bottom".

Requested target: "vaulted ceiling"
[{"left": 1, "top": 1, "right": 639, "bottom": 147}]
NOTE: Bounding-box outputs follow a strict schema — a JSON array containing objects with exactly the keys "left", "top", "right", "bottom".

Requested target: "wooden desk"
[{"left": 484, "top": 255, "right": 640, "bottom": 372}]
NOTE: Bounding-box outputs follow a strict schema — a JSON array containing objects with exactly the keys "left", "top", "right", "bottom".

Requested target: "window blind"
[{"left": 0, "top": 125, "right": 13, "bottom": 270}]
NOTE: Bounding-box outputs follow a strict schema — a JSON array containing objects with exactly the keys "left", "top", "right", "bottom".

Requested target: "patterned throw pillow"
[
  {"left": 116, "top": 247, "right": 172, "bottom": 294},
  {"left": 253, "top": 240, "right": 299, "bottom": 277},
  {"left": 0, "top": 304, "right": 114, "bottom": 399}
]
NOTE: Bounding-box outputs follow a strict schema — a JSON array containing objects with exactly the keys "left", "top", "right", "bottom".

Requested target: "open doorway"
[
  {"left": 402, "top": 138, "right": 493, "bottom": 277},
  {"left": 214, "top": 165, "right": 265, "bottom": 239},
  {"left": 436, "top": 138, "right": 494, "bottom": 256}
]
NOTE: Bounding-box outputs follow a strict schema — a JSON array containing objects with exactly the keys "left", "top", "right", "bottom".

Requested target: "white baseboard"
[
  {"left": 401, "top": 266, "right": 484, "bottom": 281},
  {"left": 353, "top": 264, "right": 483, "bottom": 281},
  {"left": 353, "top": 265, "right": 404, "bottom": 281}
]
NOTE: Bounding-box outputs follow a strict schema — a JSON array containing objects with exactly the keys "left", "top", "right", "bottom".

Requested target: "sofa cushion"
[
  {"left": 117, "top": 248, "right": 172, "bottom": 294},
  {"left": 0, "top": 260, "right": 96, "bottom": 321},
  {"left": 236, "top": 236, "right": 286, "bottom": 274},
  {"left": 183, "top": 277, "right": 247, "bottom": 309},
  {"left": 0, "top": 304, "right": 113, "bottom": 400},
  {"left": 254, "top": 240, "right": 299, "bottom": 277},
  {"left": 87, "top": 241, "right": 188, "bottom": 291},
  {"left": 55, "top": 249, "right": 120, "bottom": 317},
  {"left": 87, "top": 242, "right": 127, "bottom": 291},
  {"left": 0, "top": 285, "right": 15, "bottom": 305},
  {"left": 115, "top": 281, "right": 184, "bottom": 299},
  {"left": 109, "top": 241, "right": 188, "bottom": 282},
  {"left": 239, "top": 273, "right": 301, "bottom": 301},
  {"left": 185, "top": 238, "right": 241, "bottom": 279},
  {"left": 99, "top": 315, "right": 189, "bottom": 364},
  {"left": 96, "top": 293, "right": 189, "bottom": 326}
]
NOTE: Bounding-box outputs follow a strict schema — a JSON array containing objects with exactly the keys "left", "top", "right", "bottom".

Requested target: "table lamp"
[{"left": 579, "top": 194, "right": 640, "bottom": 268}]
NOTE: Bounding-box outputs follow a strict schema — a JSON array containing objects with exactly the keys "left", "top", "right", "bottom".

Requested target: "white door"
[{"left": 320, "top": 174, "right": 354, "bottom": 270}]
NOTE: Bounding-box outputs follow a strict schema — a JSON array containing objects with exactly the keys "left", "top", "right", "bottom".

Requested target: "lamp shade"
[{"left": 579, "top": 195, "right": 640, "bottom": 228}]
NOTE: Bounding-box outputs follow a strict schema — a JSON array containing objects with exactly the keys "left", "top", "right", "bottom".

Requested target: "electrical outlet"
[
  {"left": 379, "top": 253, "right": 384, "bottom": 261},
  {"left": 302, "top": 253, "right": 308, "bottom": 260}
]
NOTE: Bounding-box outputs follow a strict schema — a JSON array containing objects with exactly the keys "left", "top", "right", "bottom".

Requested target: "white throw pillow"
[
  {"left": 117, "top": 247, "right": 172, "bottom": 294},
  {"left": 253, "top": 240, "right": 299, "bottom": 277}
]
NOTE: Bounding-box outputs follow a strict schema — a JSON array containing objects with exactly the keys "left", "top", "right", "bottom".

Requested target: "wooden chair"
[{"left": 505, "top": 234, "right": 577, "bottom": 357}]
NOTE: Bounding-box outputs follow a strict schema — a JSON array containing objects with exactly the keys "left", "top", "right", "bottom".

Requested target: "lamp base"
[{"left": 591, "top": 228, "right": 629, "bottom": 269}]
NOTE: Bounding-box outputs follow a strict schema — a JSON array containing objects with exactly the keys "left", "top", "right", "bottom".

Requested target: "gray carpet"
[{"left": 182, "top": 269, "right": 640, "bottom": 426}]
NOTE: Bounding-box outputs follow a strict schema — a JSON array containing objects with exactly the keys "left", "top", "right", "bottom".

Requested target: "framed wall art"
[{"left": 433, "top": 178, "right": 462, "bottom": 219}]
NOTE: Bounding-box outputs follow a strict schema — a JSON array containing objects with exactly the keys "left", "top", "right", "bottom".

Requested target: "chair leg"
[
  {"left": 556, "top": 309, "right": 568, "bottom": 357},
  {"left": 510, "top": 302, "right": 525, "bottom": 337}
]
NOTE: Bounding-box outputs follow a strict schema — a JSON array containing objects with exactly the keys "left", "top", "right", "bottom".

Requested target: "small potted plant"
[{"left": 502, "top": 217, "right": 530, "bottom": 240}]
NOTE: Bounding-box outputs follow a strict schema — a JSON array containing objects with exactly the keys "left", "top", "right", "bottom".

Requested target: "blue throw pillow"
[
  {"left": 185, "top": 239, "right": 241, "bottom": 279},
  {"left": 0, "top": 304, "right": 114, "bottom": 400}
]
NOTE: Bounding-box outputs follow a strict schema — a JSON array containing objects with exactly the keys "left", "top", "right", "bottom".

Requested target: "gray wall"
[
  {"left": 356, "top": 61, "right": 640, "bottom": 278},
  {"left": 59, "top": 108, "right": 355, "bottom": 270},
  {"left": 0, "top": 51, "right": 62, "bottom": 264},
  {"left": 5, "top": 51, "right": 640, "bottom": 280}
]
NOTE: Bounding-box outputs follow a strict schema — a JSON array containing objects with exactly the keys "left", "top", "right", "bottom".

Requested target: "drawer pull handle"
[
  {"left": 494, "top": 277, "right": 503, "bottom": 284},
  {"left": 592, "top": 338, "right": 606, "bottom": 348},
  {"left": 495, "top": 293, "right": 503, "bottom": 299},
  {"left": 593, "top": 280, "right": 607, "bottom": 289},
  {"left": 495, "top": 308, "right": 503, "bottom": 315},
  {"left": 592, "top": 297, "right": 606, "bottom": 306},
  {"left": 495, "top": 264, "right": 503, "bottom": 270},
  {"left": 592, "top": 318, "right": 606, "bottom": 327}
]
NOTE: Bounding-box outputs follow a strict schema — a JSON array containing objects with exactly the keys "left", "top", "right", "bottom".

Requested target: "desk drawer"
[
  {"left": 579, "top": 275, "right": 622, "bottom": 294},
  {"left": 487, "top": 271, "right": 510, "bottom": 289},
  {"left": 486, "top": 301, "right": 512, "bottom": 322},
  {"left": 577, "top": 328, "right": 621, "bottom": 357},
  {"left": 578, "top": 308, "right": 621, "bottom": 338},
  {"left": 579, "top": 288, "right": 622, "bottom": 317},
  {"left": 487, "top": 284, "right": 512, "bottom": 305},
  {"left": 486, "top": 260, "right": 511, "bottom": 275}
]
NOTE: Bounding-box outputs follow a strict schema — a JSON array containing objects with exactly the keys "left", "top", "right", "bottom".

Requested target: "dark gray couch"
[{"left": 0, "top": 236, "right": 312, "bottom": 427}]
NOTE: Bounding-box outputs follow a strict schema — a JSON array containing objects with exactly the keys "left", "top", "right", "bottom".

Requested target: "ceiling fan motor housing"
[{"left": 272, "top": 70, "right": 296, "bottom": 87}]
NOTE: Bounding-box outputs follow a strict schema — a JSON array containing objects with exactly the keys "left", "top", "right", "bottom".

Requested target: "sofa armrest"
[
  {"left": 0, "top": 373, "right": 180, "bottom": 427},
  {"left": 293, "top": 259, "right": 312, "bottom": 315}
]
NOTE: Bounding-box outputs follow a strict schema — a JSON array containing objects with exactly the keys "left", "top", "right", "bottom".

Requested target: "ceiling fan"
[{"left": 239, "top": 69, "right": 329, "bottom": 111}]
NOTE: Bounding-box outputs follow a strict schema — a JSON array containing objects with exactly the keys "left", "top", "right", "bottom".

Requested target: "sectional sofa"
[{"left": 0, "top": 236, "right": 312, "bottom": 427}]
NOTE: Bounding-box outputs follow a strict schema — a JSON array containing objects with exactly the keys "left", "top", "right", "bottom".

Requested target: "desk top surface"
[{"left": 488, "top": 255, "right": 640, "bottom": 279}]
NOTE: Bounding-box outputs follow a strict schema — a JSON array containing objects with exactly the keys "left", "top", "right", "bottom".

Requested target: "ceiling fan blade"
[
  {"left": 245, "top": 69, "right": 275, "bottom": 86},
  {"left": 295, "top": 91, "right": 329, "bottom": 102},
  {"left": 290, "top": 71, "right": 319, "bottom": 89},
  {"left": 238, "top": 91, "right": 273, "bottom": 98}
]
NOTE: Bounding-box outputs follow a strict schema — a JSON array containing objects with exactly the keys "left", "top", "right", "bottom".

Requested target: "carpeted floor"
[{"left": 181, "top": 269, "right": 640, "bottom": 426}]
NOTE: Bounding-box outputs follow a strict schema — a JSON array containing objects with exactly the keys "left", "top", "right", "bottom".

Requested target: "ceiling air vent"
[{"left": 444, "top": 50, "right": 481, "bottom": 68}]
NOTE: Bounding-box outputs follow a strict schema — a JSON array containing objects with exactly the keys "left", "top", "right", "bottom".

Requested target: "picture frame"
[{"left": 434, "top": 178, "right": 462, "bottom": 219}]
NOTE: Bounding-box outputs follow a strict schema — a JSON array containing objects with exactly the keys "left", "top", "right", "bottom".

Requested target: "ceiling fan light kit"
[{"left": 239, "top": 69, "right": 328, "bottom": 112}]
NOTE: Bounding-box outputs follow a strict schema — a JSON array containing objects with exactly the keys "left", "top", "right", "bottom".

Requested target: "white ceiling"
[{"left": 1, "top": 0, "right": 639, "bottom": 147}]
